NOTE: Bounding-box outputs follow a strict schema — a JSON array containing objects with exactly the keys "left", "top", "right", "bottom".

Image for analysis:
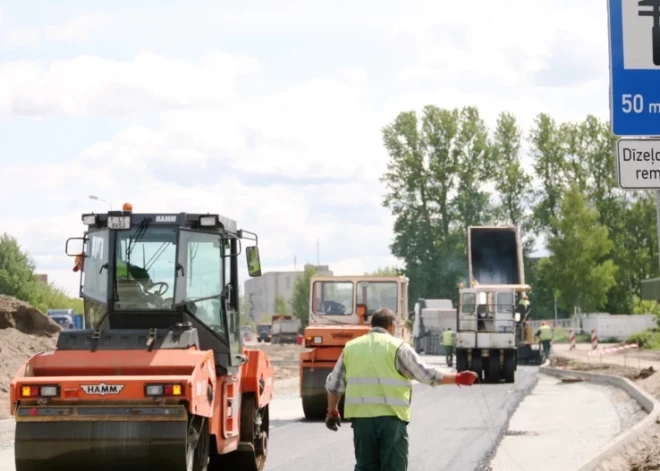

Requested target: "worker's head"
[
  {"left": 371, "top": 308, "right": 397, "bottom": 334},
  {"left": 458, "top": 282, "right": 464, "bottom": 289},
  {"left": 522, "top": 293, "right": 528, "bottom": 300},
  {"left": 541, "top": 321, "right": 546, "bottom": 326}
]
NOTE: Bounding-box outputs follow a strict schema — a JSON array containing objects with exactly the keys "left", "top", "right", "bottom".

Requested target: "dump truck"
[
  {"left": 410, "top": 298, "right": 456, "bottom": 354},
  {"left": 256, "top": 324, "right": 271, "bottom": 343},
  {"left": 271, "top": 315, "right": 300, "bottom": 344},
  {"left": 10, "top": 204, "right": 274, "bottom": 471},
  {"left": 454, "top": 225, "right": 540, "bottom": 384},
  {"left": 299, "top": 275, "right": 409, "bottom": 419}
]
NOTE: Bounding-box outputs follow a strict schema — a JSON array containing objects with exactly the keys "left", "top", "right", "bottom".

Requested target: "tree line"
[
  {"left": 0, "top": 233, "right": 83, "bottom": 313},
  {"left": 379, "top": 106, "right": 659, "bottom": 318}
]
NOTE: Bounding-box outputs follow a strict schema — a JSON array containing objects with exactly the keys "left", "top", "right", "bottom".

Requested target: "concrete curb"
[{"left": 539, "top": 365, "right": 660, "bottom": 471}]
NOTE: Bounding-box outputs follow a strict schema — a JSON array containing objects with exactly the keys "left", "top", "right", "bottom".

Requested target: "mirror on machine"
[
  {"left": 246, "top": 246, "right": 262, "bottom": 277},
  {"left": 65, "top": 237, "right": 85, "bottom": 257},
  {"left": 514, "top": 312, "right": 521, "bottom": 322}
]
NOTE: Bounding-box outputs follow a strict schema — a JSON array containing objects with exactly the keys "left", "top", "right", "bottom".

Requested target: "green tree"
[
  {"left": 273, "top": 294, "right": 290, "bottom": 315},
  {"left": 381, "top": 106, "right": 469, "bottom": 305},
  {"left": 0, "top": 233, "right": 39, "bottom": 301},
  {"left": 365, "top": 266, "right": 401, "bottom": 275},
  {"left": 0, "top": 233, "right": 83, "bottom": 313},
  {"left": 528, "top": 113, "right": 567, "bottom": 236},
  {"left": 291, "top": 265, "right": 317, "bottom": 323},
  {"left": 542, "top": 185, "right": 618, "bottom": 313},
  {"left": 491, "top": 112, "right": 532, "bottom": 227}
]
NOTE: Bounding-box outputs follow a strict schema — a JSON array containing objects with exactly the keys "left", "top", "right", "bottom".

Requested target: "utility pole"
[
  {"left": 316, "top": 239, "right": 320, "bottom": 266},
  {"left": 554, "top": 294, "right": 558, "bottom": 325}
]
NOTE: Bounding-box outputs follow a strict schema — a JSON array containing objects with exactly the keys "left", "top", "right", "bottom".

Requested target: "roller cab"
[
  {"left": 300, "top": 275, "right": 409, "bottom": 420},
  {"left": 10, "top": 204, "right": 274, "bottom": 471}
]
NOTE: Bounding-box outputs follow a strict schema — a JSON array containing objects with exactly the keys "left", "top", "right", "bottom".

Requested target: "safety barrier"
[
  {"left": 591, "top": 329, "right": 598, "bottom": 350},
  {"left": 569, "top": 329, "right": 576, "bottom": 350},
  {"left": 587, "top": 343, "right": 638, "bottom": 356}
]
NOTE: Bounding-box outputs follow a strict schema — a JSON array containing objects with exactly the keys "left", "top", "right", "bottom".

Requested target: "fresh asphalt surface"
[{"left": 0, "top": 355, "right": 539, "bottom": 471}]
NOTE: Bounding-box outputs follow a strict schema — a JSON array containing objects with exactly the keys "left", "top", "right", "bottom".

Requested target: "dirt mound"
[
  {"left": 0, "top": 328, "right": 59, "bottom": 419},
  {"left": 0, "top": 295, "right": 61, "bottom": 336}
]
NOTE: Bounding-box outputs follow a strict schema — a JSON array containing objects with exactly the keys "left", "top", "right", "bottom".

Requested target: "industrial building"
[{"left": 243, "top": 264, "right": 333, "bottom": 321}]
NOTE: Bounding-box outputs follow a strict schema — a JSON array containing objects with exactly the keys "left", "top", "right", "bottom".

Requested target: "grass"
[{"left": 627, "top": 328, "right": 660, "bottom": 350}]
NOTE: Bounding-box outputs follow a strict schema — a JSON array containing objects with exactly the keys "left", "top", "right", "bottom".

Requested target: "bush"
[{"left": 627, "top": 328, "right": 660, "bottom": 349}]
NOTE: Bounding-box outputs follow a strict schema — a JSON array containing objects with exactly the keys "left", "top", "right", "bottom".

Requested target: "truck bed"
[{"left": 469, "top": 227, "right": 522, "bottom": 285}]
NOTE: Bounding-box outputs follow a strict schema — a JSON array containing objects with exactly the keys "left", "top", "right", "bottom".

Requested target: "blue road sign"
[{"left": 608, "top": 0, "right": 660, "bottom": 136}]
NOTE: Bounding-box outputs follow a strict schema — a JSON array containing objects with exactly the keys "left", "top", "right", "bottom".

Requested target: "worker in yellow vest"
[
  {"left": 116, "top": 259, "right": 152, "bottom": 285},
  {"left": 324, "top": 308, "right": 478, "bottom": 470},
  {"left": 536, "top": 322, "right": 553, "bottom": 359},
  {"left": 442, "top": 327, "right": 455, "bottom": 367}
]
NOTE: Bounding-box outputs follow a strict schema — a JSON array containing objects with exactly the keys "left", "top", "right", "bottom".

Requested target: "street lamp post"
[{"left": 89, "top": 195, "right": 112, "bottom": 210}]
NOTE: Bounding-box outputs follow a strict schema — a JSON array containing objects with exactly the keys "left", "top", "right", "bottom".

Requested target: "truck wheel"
[
  {"left": 503, "top": 352, "right": 515, "bottom": 383},
  {"left": 470, "top": 355, "right": 483, "bottom": 382},
  {"left": 486, "top": 355, "right": 501, "bottom": 383}
]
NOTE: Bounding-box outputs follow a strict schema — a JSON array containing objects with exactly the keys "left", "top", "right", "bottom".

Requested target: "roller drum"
[{"left": 14, "top": 405, "right": 190, "bottom": 471}]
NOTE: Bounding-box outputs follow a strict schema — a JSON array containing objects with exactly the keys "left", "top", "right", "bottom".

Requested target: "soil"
[
  {"left": 0, "top": 296, "right": 61, "bottom": 420},
  {"left": 245, "top": 343, "right": 308, "bottom": 380},
  {"left": 549, "top": 355, "right": 660, "bottom": 470}
]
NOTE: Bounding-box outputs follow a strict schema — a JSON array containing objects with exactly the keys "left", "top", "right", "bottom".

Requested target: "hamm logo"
[
  {"left": 155, "top": 215, "right": 176, "bottom": 223},
  {"left": 331, "top": 333, "right": 353, "bottom": 339},
  {"left": 81, "top": 383, "right": 125, "bottom": 396}
]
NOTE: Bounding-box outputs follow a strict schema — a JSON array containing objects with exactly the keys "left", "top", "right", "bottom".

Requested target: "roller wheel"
[
  {"left": 187, "top": 416, "right": 209, "bottom": 471},
  {"left": 208, "top": 394, "right": 268, "bottom": 471},
  {"left": 455, "top": 350, "right": 467, "bottom": 372},
  {"left": 302, "top": 394, "right": 344, "bottom": 421},
  {"left": 470, "top": 355, "right": 483, "bottom": 382},
  {"left": 503, "top": 352, "right": 515, "bottom": 383},
  {"left": 485, "top": 355, "right": 501, "bottom": 384}
]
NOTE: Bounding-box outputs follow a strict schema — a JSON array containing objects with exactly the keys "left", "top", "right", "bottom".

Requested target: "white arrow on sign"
[{"left": 616, "top": 138, "right": 660, "bottom": 190}]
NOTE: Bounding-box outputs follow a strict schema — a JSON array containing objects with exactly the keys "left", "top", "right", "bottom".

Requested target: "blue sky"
[{"left": 0, "top": 0, "right": 612, "bottom": 297}]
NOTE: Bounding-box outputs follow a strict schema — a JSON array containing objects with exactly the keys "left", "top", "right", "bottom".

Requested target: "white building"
[{"left": 244, "top": 264, "right": 332, "bottom": 321}]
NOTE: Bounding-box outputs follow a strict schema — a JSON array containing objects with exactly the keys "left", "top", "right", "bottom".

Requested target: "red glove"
[{"left": 455, "top": 371, "right": 477, "bottom": 386}]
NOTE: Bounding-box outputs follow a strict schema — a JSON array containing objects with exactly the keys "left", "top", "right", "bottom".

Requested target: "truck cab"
[{"left": 299, "top": 275, "right": 409, "bottom": 419}]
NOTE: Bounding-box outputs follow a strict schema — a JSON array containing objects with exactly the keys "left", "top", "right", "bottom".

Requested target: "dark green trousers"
[{"left": 351, "top": 416, "right": 408, "bottom": 471}]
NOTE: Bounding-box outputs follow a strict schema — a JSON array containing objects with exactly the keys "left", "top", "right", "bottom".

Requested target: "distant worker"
[
  {"left": 324, "top": 308, "right": 478, "bottom": 470},
  {"left": 536, "top": 321, "right": 553, "bottom": 358},
  {"left": 442, "top": 327, "right": 455, "bottom": 367},
  {"left": 516, "top": 293, "right": 531, "bottom": 321}
]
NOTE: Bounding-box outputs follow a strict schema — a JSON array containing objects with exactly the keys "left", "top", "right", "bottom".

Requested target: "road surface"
[{"left": 0, "top": 356, "right": 539, "bottom": 471}]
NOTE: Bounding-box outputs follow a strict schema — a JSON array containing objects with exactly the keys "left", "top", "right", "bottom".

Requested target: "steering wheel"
[{"left": 145, "top": 281, "right": 169, "bottom": 296}]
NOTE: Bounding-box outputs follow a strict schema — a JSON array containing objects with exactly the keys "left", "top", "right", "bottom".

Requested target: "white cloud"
[
  {"left": 1, "top": 13, "right": 109, "bottom": 49},
  {"left": 0, "top": 51, "right": 261, "bottom": 117},
  {"left": 44, "top": 14, "right": 106, "bottom": 43},
  {"left": 2, "top": 26, "right": 40, "bottom": 49},
  {"left": 0, "top": 2, "right": 612, "bottom": 298}
]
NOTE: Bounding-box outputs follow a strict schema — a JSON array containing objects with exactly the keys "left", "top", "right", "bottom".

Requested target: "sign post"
[{"left": 608, "top": 0, "right": 660, "bottom": 299}]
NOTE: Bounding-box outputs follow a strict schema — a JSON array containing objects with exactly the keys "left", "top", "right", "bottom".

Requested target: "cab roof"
[{"left": 82, "top": 211, "right": 238, "bottom": 234}]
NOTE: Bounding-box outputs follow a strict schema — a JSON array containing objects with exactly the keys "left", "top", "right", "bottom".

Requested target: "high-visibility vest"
[
  {"left": 343, "top": 332, "right": 412, "bottom": 422},
  {"left": 442, "top": 330, "right": 454, "bottom": 346},
  {"left": 538, "top": 325, "right": 552, "bottom": 341},
  {"left": 116, "top": 260, "right": 129, "bottom": 277},
  {"left": 519, "top": 299, "right": 530, "bottom": 308}
]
